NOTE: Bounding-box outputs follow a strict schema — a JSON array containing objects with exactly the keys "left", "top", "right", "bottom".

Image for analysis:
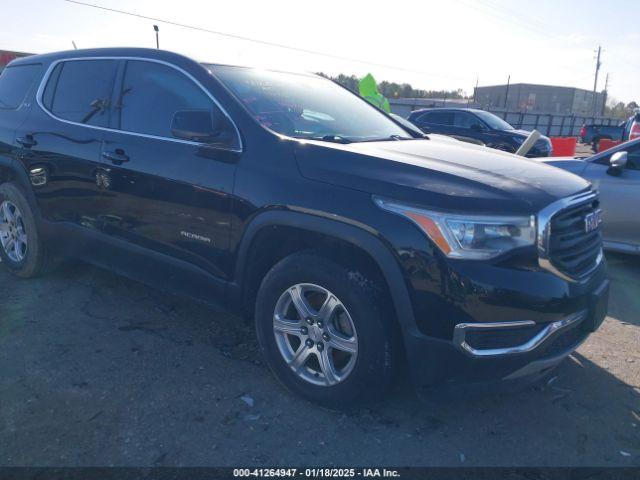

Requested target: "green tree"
[{"left": 317, "top": 72, "right": 467, "bottom": 100}]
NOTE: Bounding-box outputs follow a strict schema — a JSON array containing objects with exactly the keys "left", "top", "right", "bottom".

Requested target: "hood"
[{"left": 295, "top": 137, "right": 590, "bottom": 214}]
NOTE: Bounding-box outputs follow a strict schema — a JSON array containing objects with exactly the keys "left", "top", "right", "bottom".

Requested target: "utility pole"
[
  {"left": 472, "top": 76, "right": 478, "bottom": 105},
  {"left": 592, "top": 45, "right": 602, "bottom": 116},
  {"left": 504, "top": 74, "right": 510, "bottom": 109},
  {"left": 602, "top": 72, "right": 609, "bottom": 116},
  {"left": 153, "top": 25, "right": 160, "bottom": 49}
]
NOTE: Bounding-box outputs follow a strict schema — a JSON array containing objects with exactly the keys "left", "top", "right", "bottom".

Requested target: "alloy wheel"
[
  {"left": 273, "top": 283, "right": 358, "bottom": 387},
  {"left": 0, "top": 200, "right": 28, "bottom": 263}
]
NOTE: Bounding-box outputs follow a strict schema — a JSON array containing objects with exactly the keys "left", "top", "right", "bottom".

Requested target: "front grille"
[{"left": 548, "top": 197, "right": 602, "bottom": 278}]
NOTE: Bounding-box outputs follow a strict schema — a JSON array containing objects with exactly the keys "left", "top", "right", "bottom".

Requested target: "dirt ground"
[
  {"left": 574, "top": 142, "right": 595, "bottom": 158},
  {"left": 0, "top": 253, "right": 638, "bottom": 467}
]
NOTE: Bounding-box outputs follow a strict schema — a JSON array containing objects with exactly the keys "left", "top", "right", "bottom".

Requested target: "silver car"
[{"left": 542, "top": 138, "right": 640, "bottom": 254}]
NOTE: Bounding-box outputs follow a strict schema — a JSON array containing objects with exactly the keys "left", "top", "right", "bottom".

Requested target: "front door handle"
[
  {"left": 102, "top": 149, "right": 130, "bottom": 165},
  {"left": 16, "top": 135, "right": 37, "bottom": 148}
]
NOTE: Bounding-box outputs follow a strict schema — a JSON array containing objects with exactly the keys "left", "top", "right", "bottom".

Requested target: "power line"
[
  {"left": 63, "top": 0, "right": 470, "bottom": 82},
  {"left": 457, "top": 0, "right": 564, "bottom": 41}
]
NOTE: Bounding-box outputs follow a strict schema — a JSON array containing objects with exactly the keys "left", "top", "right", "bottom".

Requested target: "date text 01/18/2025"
[{"left": 232, "top": 468, "right": 401, "bottom": 478}]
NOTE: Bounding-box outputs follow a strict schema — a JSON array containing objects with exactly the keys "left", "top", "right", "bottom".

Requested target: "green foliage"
[
  {"left": 604, "top": 98, "right": 639, "bottom": 120},
  {"left": 317, "top": 72, "right": 466, "bottom": 99}
]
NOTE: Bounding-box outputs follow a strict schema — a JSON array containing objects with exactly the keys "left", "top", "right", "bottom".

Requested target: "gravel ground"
[
  {"left": 574, "top": 142, "right": 595, "bottom": 158},
  {"left": 0, "top": 253, "right": 638, "bottom": 467}
]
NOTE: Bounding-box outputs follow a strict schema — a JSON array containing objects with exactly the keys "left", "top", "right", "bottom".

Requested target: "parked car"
[
  {"left": 408, "top": 108, "right": 553, "bottom": 157},
  {"left": 390, "top": 113, "right": 484, "bottom": 147},
  {"left": 579, "top": 113, "right": 640, "bottom": 151},
  {"left": 579, "top": 123, "right": 625, "bottom": 151},
  {"left": 0, "top": 48, "right": 608, "bottom": 407},
  {"left": 541, "top": 138, "right": 640, "bottom": 255},
  {"left": 621, "top": 112, "right": 640, "bottom": 142},
  {"left": 389, "top": 113, "right": 426, "bottom": 137}
]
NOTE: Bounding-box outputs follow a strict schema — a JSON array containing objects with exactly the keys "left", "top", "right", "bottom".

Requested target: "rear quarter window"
[{"left": 0, "top": 64, "right": 41, "bottom": 110}]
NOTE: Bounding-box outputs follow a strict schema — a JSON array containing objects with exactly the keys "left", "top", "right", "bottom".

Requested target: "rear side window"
[
  {"left": 117, "top": 60, "right": 239, "bottom": 149},
  {"left": 419, "top": 111, "right": 454, "bottom": 126},
  {"left": 42, "top": 60, "right": 118, "bottom": 127},
  {"left": 0, "top": 64, "right": 41, "bottom": 109}
]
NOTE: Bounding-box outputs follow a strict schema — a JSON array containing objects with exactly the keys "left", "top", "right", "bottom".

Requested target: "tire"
[
  {"left": 255, "top": 251, "right": 399, "bottom": 409},
  {"left": 0, "top": 183, "right": 52, "bottom": 278}
]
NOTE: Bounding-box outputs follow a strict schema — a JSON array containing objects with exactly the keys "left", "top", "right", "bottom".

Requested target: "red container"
[
  {"left": 598, "top": 138, "right": 622, "bottom": 152},
  {"left": 550, "top": 137, "right": 577, "bottom": 157}
]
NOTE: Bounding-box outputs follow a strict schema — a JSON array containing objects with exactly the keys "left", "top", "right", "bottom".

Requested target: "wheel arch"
[
  {"left": 232, "top": 209, "right": 416, "bottom": 335},
  {"left": 0, "top": 157, "right": 41, "bottom": 219}
]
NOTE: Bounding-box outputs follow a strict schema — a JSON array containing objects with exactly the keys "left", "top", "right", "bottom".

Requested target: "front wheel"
[{"left": 255, "top": 252, "right": 399, "bottom": 408}]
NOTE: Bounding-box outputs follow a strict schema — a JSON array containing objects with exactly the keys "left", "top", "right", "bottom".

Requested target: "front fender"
[{"left": 231, "top": 208, "right": 418, "bottom": 335}]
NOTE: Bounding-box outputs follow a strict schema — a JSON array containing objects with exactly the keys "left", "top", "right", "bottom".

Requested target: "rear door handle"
[
  {"left": 102, "top": 149, "right": 130, "bottom": 165},
  {"left": 16, "top": 135, "right": 37, "bottom": 148}
]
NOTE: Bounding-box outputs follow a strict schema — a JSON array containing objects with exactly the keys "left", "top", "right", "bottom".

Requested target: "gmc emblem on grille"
[{"left": 584, "top": 209, "right": 602, "bottom": 233}]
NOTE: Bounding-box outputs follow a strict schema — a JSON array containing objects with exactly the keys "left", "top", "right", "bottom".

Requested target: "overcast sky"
[{"left": 1, "top": 0, "right": 638, "bottom": 103}]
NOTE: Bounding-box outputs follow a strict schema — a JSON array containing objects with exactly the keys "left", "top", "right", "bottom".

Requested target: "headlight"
[{"left": 374, "top": 197, "right": 535, "bottom": 260}]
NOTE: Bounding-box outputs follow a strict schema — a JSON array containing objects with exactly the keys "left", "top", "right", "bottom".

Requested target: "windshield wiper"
[
  {"left": 357, "top": 135, "right": 416, "bottom": 143},
  {"left": 311, "top": 135, "right": 353, "bottom": 144}
]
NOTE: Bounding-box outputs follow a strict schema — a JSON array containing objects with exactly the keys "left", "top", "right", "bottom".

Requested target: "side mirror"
[
  {"left": 171, "top": 110, "right": 220, "bottom": 143},
  {"left": 470, "top": 123, "right": 483, "bottom": 132},
  {"left": 607, "top": 151, "right": 627, "bottom": 176}
]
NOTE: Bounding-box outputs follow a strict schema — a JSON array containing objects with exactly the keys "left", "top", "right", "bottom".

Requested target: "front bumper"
[{"left": 403, "top": 271, "right": 609, "bottom": 390}]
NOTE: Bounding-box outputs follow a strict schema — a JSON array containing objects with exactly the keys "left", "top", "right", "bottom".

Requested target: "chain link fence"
[{"left": 484, "top": 108, "right": 621, "bottom": 137}]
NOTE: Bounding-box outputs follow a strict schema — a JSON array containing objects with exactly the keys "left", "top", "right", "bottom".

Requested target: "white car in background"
[{"left": 541, "top": 138, "right": 640, "bottom": 255}]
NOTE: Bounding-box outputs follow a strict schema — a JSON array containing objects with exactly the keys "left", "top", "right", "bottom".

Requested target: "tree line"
[
  {"left": 317, "top": 72, "right": 466, "bottom": 100},
  {"left": 604, "top": 99, "right": 639, "bottom": 121}
]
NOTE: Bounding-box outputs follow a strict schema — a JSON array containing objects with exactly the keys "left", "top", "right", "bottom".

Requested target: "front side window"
[
  {"left": 594, "top": 142, "right": 640, "bottom": 170},
  {"left": 473, "top": 110, "right": 514, "bottom": 131},
  {"left": 0, "top": 64, "right": 41, "bottom": 110},
  {"left": 454, "top": 112, "right": 481, "bottom": 129},
  {"left": 117, "top": 60, "right": 239, "bottom": 149},
  {"left": 42, "top": 60, "right": 117, "bottom": 127},
  {"left": 207, "top": 65, "right": 412, "bottom": 143}
]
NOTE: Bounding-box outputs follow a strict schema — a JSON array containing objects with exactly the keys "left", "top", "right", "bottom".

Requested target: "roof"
[
  {"left": 409, "top": 107, "right": 484, "bottom": 115},
  {"left": 7, "top": 47, "right": 320, "bottom": 79},
  {"left": 8, "top": 47, "right": 196, "bottom": 67}
]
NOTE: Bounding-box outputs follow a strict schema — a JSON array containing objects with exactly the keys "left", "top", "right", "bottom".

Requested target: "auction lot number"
[{"left": 234, "top": 468, "right": 400, "bottom": 478}]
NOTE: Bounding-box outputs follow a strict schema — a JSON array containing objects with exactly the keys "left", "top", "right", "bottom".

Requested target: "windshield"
[
  {"left": 473, "top": 110, "right": 515, "bottom": 131},
  {"left": 207, "top": 65, "right": 412, "bottom": 143}
]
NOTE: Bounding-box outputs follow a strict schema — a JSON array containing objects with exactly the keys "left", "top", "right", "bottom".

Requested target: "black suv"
[
  {"left": 0, "top": 49, "right": 608, "bottom": 407},
  {"left": 408, "top": 108, "right": 553, "bottom": 157}
]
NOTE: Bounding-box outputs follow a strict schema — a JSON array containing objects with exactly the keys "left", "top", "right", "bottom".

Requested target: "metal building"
[{"left": 474, "top": 83, "right": 607, "bottom": 116}]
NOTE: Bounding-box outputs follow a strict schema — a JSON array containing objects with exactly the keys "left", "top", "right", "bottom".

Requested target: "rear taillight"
[
  {"left": 631, "top": 122, "right": 640, "bottom": 140},
  {"left": 580, "top": 126, "right": 586, "bottom": 138}
]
